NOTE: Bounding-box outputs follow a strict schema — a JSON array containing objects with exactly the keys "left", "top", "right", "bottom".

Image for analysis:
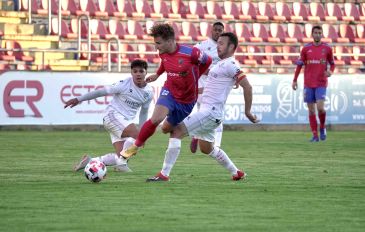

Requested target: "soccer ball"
[{"left": 84, "top": 159, "right": 107, "bottom": 183}]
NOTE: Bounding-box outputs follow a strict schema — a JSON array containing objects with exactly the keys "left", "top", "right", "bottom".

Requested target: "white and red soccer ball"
[{"left": 84, "top": 159, "right": 107, "bottom": 183}]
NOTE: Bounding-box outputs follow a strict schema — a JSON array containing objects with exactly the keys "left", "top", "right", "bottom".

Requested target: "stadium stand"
[{"left": 0, "top": 0, "right": 363, "bottom": 73}]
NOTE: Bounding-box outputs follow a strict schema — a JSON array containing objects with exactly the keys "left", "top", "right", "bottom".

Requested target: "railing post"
[
  {"left": 107, "top": 37, "right": 120, "bottom": 72},
  {"left": 58, "top": 0, "right": 61, "bottom": 36},
  {"left": 28, "top": 0, "right": 32, "bottom": 24},
  {"left": 48, "top": 0, "right": 52, "bottom": 35},
  {"left": 77, "top": 14, "right": 90, "bottom": 60}
]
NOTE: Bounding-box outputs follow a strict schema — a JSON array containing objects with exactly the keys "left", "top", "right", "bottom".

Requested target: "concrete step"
[
  {"left": 0, "top": 11, "right": 28, "bottom": 24},
  {"left": 1, "top": 35, "right": 59, "bottom": 49},
  {"left": 0, "top": 22, "right": 46, "bottom": 35}
]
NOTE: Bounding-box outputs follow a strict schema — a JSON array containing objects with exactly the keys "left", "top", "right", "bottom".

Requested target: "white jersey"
[
  {"left": 195, "top": 38, "right": 220, "bottom": 67},
  {"left": 200, "top": 56, "right": 241, "bottom": 114},
  {"left": 105, "top": 77, "right": 153, "bottom": 120}
]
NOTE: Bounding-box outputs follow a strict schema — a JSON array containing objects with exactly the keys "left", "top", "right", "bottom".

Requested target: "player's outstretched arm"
[
  {"left": 146, "top": 74, "right": 159, "bottom": 83},
  {"left": 64, "top": 88, "right": 108, "bottom": 109},
  {"left": 239, "top": 77, "right": 259, "bottom": 123},
  {"left": 64, "top": 98, "right": 80, "bottom": 108}
]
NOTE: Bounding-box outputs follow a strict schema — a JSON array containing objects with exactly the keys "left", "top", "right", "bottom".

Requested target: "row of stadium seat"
[
  {"left": 49, "top": 18, "right": 365, "bottom": 44},
  {"left": 21, "top": 0, "right": 365, "bottom": 23}
]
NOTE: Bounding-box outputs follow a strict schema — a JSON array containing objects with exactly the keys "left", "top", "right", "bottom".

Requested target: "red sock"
[
  {"left": 309, "top": 114, "right": 318, "bottom": 137},
  {"left": 135, "top": 119, "right": 158, "bottom": 147},
  {"left": 318, "top": 112, "right": 326, "bottom": 129}
]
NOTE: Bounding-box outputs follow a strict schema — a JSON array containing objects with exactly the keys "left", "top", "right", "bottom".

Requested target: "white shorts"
[
  {"left": 103, "top": 110, "right": 133, "bottom": 144},
  {"left": 183, "top": 107, "right": 222, "bottom": 142}
]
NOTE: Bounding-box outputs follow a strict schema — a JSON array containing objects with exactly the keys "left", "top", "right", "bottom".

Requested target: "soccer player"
[
  {"left": 146, "top": 32, "right": 259, "bottom": 182},
  {"left": 292, "top": 25, "right": 335, "bottom": 142},
  {"left": 121, "top": 23, "right": 212, "bottom": 159},
  {"left": 64, "top": 59, "right": 153, "bottom": 172},
  {"left": 190, "top": 21, "right": 225, "bottom": 153}
]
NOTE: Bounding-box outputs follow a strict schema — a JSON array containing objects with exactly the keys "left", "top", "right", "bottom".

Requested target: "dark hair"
[
  {"left": 131, "top": 59, "right": 148, "bottom": 70},
  {"left": 219, "top": 32, "right": 238, "bottom": 50},
  {"left": 213, "top": 22, "right": 224, "bottom": 28},
  {"left": 149, "top": 23, "right": 175, "bottom": 40},
  {"left": 311, "top": 25, "right": 323, "bottom": 34}
]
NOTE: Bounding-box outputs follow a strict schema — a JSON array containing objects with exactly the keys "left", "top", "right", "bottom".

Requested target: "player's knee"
[
  {"left": 161, "top": 126, "right": 172, "bottom": 134},
  {"left": 200, "top": 147, "right": 211, "bottom": 155}
]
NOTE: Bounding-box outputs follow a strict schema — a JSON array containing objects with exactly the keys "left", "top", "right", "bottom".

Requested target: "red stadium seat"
[
  {"left": 114, "top": 0, "right": 133, "bottom": 18},
  {"left": 322, "top": 24, "right": 339, "bottom": 43},
  {"left": 285, "top": 23, "right": 304, "bottom": 43},
  {"left": 37, "top": 0, "right": 58, "bottom": 15},
  {"left": 268, "top": 23, "right": 286, "bottom": 42},
  {"left": 60, "top": 0, "right": 77, "bottom": 16},
  {"left": 186, "top": 1, "right": 205, "bottom": 19},
  {"left": 123, "top": 20, "right": 145, "bottom": 40},
  {"left": 239, "top": 1, "right": 257, "bottom": 20},
  {"left": 308, "top": 3, "right": 325, "bottom": 22},
  {"left": 343, "top": 3, "right": 360, "bottom": 22},
  {"left": 80, "top": 42, "right": 98, "bottom": 61},
  {"left": 180, "top": 22, "right": 198, "bottom": 41},
  {"left": 273, "top": 2, "right": 291, "bottom": 22},
  {"left": 235, "top": 45, "right": 247, "bottom": 64},
  {"left": 137, "top": 44, "right": 160, "bottom": 64},
  {"left": 235, "top": 22, "right": 252, "bottom": 42},
  {"left": 142, "top": 20, "right": 155, "bottom": 41},
  {"left": 302, "top": 23, "right": 313, "bottom": 43},
  {"left": 69, "top": 18, "right": 99, "bottom": 40},
  {"left": 291, "top": 2, "right": 309, "bottom": 22},
  {"left": 95, "top": 0, "right": 116, "bottom": 17},
  {"left": 250, "top": 23, "right": 268, "bottom": 42},
  {"left": 360, "top": 3, "right": 365, "bottom": 22},
  {"left": 0, "top": 63, "right": 11, "bottom": 72},
  {"left": 90, "top": 19, "right": 108, "bottom": 39},
  {"left": 280, "top": 45, "right": 298, "bottom": 65},
  {"left": 334, "top": 46, "right": 351, "bottom": 66},
  {"left": 151, "top": 0, "right": 169, "bottom": 18},
  {"left": 204, "top": 1, "right": 222, "bottom": 20},
  {"left": 106, "top": 19, "right": 125, "bottom": 39},
  {"left": 20, "top": 0, "right": 38, "bottom": 13},
  {"left": 244, "top": 45, "right": 263, "bottom": 66},
  {"left": 262, "top": 46, "right": 281, "bottom": 65},
  {"left": 351, "top": 46, "right": 365, "bottom": 65},
  {"left": 338, "top": 24, "right": 355, "bottom": 43},
  {"left": 222, "top": 1, "right": 240, "bottom": 20},
  {"left": 76, "top": 0, "right": 97, "bottom": 16},
  {"left": 325, "top": 3, "right": 343, "bottom": 22},
  {"left": 51, "top": 18, "right": 72, "bottom": 38},
  {"left": 6, "top": 41, "right": 34, "bottom": 62},
  {"left": 197, "top": 22, "right": 211, "bottom": 41},
  {"left": 168, "top": 0, "right": 187, "bottom": 19},
  {"left": 224, "top": 23, "right": 234, "bottom": 33},
  {"left": 355, "top": 24, "right": 365, "bottom": 43},
  {"left": 170, "top": 22, "right": 182, "bottom": 40},
  {"left": 132, "top": 0, "right": 152, "bottom": 18},
  {"left": 257, "top": 2, "right": 274, "bottom": 22}
]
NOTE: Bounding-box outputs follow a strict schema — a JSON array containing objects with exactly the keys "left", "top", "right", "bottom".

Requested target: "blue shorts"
[
  {"left": 304, "top": 87, "right": 327, "bottom": 103},
  {"left": 156, "top": 87, "right": 195, "bottom": 126}
]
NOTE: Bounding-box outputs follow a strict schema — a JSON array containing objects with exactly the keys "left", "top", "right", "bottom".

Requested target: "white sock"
[
  {"left": 161, "top": 138, "right": 181, "bottom": 177},
  {"left": 209, "top": 147, "right": 238, "bottom": 175},
  {"left": 214, "top": 123, "right": 223, "bottom": 147},
  {"left": 123, "top": 137, "right": 136, "bottom": 151},
  {"left": 99, "top": 153, "right": 117, "bottom": 166}
]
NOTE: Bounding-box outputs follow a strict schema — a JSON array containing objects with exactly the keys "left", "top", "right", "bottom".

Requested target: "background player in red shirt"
[
  {"left": 292, "top": 25, "right": 335, "bottom": 142},
  {"left": 122, "top": 23, "right": 212, "bottom": 158}
]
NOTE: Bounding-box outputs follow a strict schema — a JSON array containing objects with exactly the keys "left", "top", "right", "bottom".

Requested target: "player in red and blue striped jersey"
[
  {"left": 292, "top": 25, "right": 335, "bottom": 142},
  {"left": 122, "top": 23, "right": 212, "bottom": 159}
]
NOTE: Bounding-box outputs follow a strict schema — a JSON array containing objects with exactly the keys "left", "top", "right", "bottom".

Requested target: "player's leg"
[
  {"left": 190, "top": 102, "right": 201, "bottom": 153},
  {"left": 304, "top": 88, "right": 319, "bottom": 142},
  {"left": 315, "top": 87, "right": 327, "bottom": 141},
  {"left": 214, "top": 122, "right": 223, "bottom": 147}
]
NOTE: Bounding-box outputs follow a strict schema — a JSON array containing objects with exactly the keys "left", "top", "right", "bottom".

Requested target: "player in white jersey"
[
  {"left": 64, "top": 60, "right": 153, "bottom": 172},
  {"left": 190, "top": 22, "right": 224, "bottom": 153},
  {"left": 147, "top": 32, "right": 259, "bottom": 182}
]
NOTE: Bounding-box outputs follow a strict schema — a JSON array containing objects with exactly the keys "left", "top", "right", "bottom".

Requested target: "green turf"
[{"left": 0, "top": 130, "right": 364, "bottom": 232}]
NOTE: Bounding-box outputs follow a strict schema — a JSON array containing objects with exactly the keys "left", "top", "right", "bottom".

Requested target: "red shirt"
[
  {"left": 156, "top": 44, "right": 211, "bottom": 104},
  {"left": 296, "top": 42, "right": 335, "bottom": 88}
]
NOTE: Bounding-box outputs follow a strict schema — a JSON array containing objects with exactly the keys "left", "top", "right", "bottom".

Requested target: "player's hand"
[
  {"left": 146, "top": 74, "right": 159, "bottom": 83},
  {"left": 245, "top": 112, "right": 260, "bottom": 123},
  {"left": 324, "top": 71, "right": 332, "bottom": 77},
  {"left": 292, "top": 81, "right": 298, "bottom": 90},
  {"left": 64, "top": 98, "right": 79, "bottom": 108}
]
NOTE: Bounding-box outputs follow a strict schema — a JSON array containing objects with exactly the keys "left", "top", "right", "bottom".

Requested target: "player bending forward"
[
  {"left": 147, "top": 32, "right": 259, "bottom": 182},
  {"left": 64, "top": 60, "right": 153, "bottom": 172}
]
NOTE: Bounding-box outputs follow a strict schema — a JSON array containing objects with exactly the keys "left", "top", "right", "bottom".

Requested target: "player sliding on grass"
[
  {"left": 121, "top": 23, "right": 212, "bottom": 159},
  {"left": 146, "top": 32, "right": 259, "bottom": 182},
  {"left": 292, "top": 25, "right": 335, "bottom": 142},
  {"left": 64, "top": 59, "right": 153, "bottom": 172}
]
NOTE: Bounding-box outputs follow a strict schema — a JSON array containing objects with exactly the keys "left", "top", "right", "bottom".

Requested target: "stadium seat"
[
  {"left": 268, "top": 23, "right": 286, "bottom": 42},
  {"left": 280, "top": 45, "right": 297, "bottom": 65},
  {"left": 239, "top": 1, "right": 257, "bottom": 20},
  {"left": 76, "top": 0, "right": 97, "bottom": 16},
  {"left": 6, "top": 40, "right": 34, "bottom": 62},
  {"left": 325, "top": 2, "right": 343, "bottom": 22},
  {"left": 235, "top": 22, "right": 252, "bottom": 42},
  {"left": 322, "top": 24, "right": 339, "bottom": 43},
  {"left": 204, "top": 1, "right": 222, "bottom": 20},
  {"left": 137, "top": 44, "right": 160, "bottom": 64},
  {"left": 20, "top": 0, "right": 40, "bottom": 13},
  {"left": 124, "top": 20, "right": 144, "bottom": 40},
  {"left": 106, "top": 19, "right": 125, "bottom": 39},
  {"left": 285, "top": 23, "right": 304, "bottom": 43},
  {"left": 69, "top": 18, "right": 99, "bottom": 39},
  {"left": 262, "top": 46, "right": 281, "bottom": 65},
  {"left": 151, "top": 0, "right": 169, "bottom": 18},
  {"left": 273, "top": 2, "right": 291, "bottom": 22},
  {"left": 186, "top": 1, "right": 205, "bottom": 19},
  {"left": 60, "top": 0, "right": 77, "bottom": 16},
  {"left": 256, "top": 2, "right": 274, "bottom": 22},
  {"left": 37, "top": 0, "right": 58, "bottom": 15},
  {"left": 351, "top": 46, "right": 365, "bottom": 65},
  {"left": 90, "top": 19, "right": 108, "bottom": 39},
  {"left": 79, "top": 42, "right": 97, "bottom": 61},
  {"left": 224, "top": 23, "right": 234, "bottom": 33},
  {"left": 180, "top": 22, "right": 198, "bottom": 41},
  {"left": 51, "top": 18, "right": 71, "bottom": 38},
  {"left": 132, "top": 0, "right": 152, "bottom": 18},
  {"left": 170, "top": 22, "right": 182, "bottom": 40},
  {"left": 338, "top": 24, "right": 355, "bottom": 43},
  {"left": 360, "top": 3, "right": 365, "bottom": 22},
  {"left": 355, "top": 24, "right": 365, "bottom": 43},
  {"left": 343, "top": 3, "right": 360, "bottom": 22},
  {"left": 250, "top": 23, "right": 268, "bottom": 42},
  {"left": 16, "top": 64, "right": 31, "bottom": 71},
  {"left": 97, "top": 42, "right": 124, "bottom": 64},
  {"left": 303, "top": 23, "right": 313, "bottom": 43},
  {"left": 168, "top": 0, "right": 187, "bottom": 19},
  {"left": 244, "top": 45, "right": 263, "bottom": 66},
  {"left": 0, "top": 63, "right": 11, "bottom": 72},
  {"left": 308, "top": 3, "right": 325, "bottom": 22},
  {"left": 197, "top": 22, "right": 212, "bottom": 41},
  {"left": 95, "top": 0, "right": 116, "bottom": 17},
  {"left": 222, "top": 1, "right": 240, "bottom": 20},
  {"left": 143, "top": 20, "right": 155, "bottom": 40},
  {"left": 291, "top": 2, "right": 309, "bottom": 22},
  {"left": 114, "top": 0, "right": 133, "bottom": 18},
  {"left": 334, "top": 46, "right": 351, "bottom": 66},
  {"left": 234, "top": 45, "right": 247, "bottom": 65}
]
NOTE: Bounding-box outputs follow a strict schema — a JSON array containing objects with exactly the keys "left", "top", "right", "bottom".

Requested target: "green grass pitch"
[{"left": 0, "top": 130, "right": 364, "bottom": 232}]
